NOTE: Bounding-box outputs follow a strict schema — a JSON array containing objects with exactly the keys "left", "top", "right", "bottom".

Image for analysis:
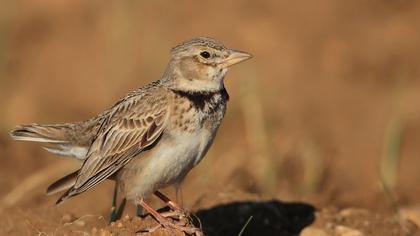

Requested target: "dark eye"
[{"left": 200, "top": 51, "right": 211, "bottom": 59}]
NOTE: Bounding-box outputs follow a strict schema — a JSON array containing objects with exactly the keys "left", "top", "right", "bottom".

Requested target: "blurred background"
[{"left": 1, "top": 0, "right": 420, "bottom": 234}]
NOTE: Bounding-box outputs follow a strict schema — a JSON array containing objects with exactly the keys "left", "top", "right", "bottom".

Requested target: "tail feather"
[
  {"left": 11, "top": 121, "right": 102, "bottom": 204},
  {"left": 11, "top": 122, "right": 100, "bottom": 204},
  {"left": 42, "top": 146, "right": 87, "bottom": 160},
  {"left": 10, "top": 124, "right": 69, "bottom": 143},
  {"left": 47, "top": 170, "right": 78, "bottom": 196},
  {"left": 10, "top": 123, "right": 90, "bottom": 159}
]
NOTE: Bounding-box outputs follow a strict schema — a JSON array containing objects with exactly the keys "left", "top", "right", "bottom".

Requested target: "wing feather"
[{"left": 59, "top": 88, "right": 169, "bottom": 200}]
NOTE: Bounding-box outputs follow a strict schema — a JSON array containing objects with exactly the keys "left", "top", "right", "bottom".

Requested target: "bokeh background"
[{"left": 1, "top": 0, "right": 420, "bottom": 234}]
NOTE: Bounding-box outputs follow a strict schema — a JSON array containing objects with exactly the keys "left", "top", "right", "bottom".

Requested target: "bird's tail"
[
  {"left": 11, "top": 123, "right": 90, "bottom": 204},
  {"left": 10, "top": 123, "right": 89, "bottom": 159},
  {"left": 10, "top": 123, "right": 70, "bottom": 143}
]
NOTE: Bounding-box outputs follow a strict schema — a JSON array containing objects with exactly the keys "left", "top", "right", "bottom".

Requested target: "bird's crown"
[{"left": 171, "top": 37, "right": 226, "bottom": 54}]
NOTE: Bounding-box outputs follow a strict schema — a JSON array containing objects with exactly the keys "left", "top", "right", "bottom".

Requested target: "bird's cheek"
[
  {"left": 193, "top": 64, "right": 209, "bottom": 79},
  {"left": 179, "top": 61, "right": 199, "bottom": 79}
]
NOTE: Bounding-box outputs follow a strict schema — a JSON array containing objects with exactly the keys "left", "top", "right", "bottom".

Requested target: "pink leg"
[
  {"left": 154, "top": 190, "right": 184, "bottom": 212},
  {"left": 136, "top": 198, "right": 202, "bottom": 235}
]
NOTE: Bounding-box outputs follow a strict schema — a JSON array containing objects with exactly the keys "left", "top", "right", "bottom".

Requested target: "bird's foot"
[
  {"left": 160, "top": 210, "right": 202, "bottom": 235},
  {"left": 160, "top": 206, "right": 190, "bottom": 221},
  {"left": 137, "top": 199, "right": 202, "bottom": 235},
  {"left": 138, "top": 218, "right": 202, "bottom": 236}
]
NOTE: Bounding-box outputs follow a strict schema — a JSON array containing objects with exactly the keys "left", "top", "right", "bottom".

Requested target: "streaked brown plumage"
[{"left": 10, "top": 37, "right": 251, "bottom": 234}]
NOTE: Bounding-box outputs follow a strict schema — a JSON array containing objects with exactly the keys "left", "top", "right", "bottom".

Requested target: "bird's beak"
[{"left": 220, "top": 49, "right": 253, "bottom": 67}]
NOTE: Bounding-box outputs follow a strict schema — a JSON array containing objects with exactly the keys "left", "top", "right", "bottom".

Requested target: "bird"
[{"left": 10, "top": 36, "right": 252, "bottom": 234}]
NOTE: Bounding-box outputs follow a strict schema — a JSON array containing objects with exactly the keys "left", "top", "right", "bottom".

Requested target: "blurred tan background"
[{"left": 1, "top": 0, "right": 420, "bottom": 234}]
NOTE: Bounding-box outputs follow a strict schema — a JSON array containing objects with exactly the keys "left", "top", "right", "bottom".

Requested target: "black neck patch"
[{"left": 172, "top": 88, "right": 229, "bottom": 111}]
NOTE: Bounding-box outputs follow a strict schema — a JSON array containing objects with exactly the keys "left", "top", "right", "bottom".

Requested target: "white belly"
[{"left": 120, "top": 129, "right": 215, "bottom": 200}]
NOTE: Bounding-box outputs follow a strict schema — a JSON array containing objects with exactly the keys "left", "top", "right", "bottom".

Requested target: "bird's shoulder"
[
  {"left": 84, "top": 80, "right": 169, "bottom": 145},
  {"left": 113, "top": 80, "right": 168, "bottom": 114}
]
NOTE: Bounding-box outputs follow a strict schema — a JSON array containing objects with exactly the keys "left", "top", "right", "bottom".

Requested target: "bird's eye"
[{"left": 200, "top": 51, "right": 211, "bottom": 59}]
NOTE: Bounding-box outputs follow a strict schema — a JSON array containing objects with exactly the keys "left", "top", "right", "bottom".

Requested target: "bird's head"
[{"left": 166, "top": 37, "right": 252, "bottom": 92}]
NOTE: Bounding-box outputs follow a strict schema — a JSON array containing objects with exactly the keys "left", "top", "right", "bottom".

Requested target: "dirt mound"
[{"left": 97, "top": 204, "right": 418, "bottom": 236}]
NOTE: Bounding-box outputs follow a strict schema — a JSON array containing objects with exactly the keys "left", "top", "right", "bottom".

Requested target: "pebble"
[
  {"left": 100, "top": 229, "right": 112, "bottom": 236},
  {"left": 363, "top": 220, "right": 370, "bottom": 227},
  {"left": 335, "top": 225, "right": 364, "bottom": 236},
  {"left": 400, "top": 207, "right": 420, "bottom": 227},
  {"left": 335, "top": 215, "right": 345, "bottom": 223},
  {"left": 74, "top": 220, "right": 85, "bottom": 227},
  {"left": 301, "top": 227, "right": 328, "bottom": 236},
  {"left": 339, "top": 208, "right": 368, "bottom": 217},
  {"left": 325, "top": 222, "right": 334, "bottom": 230},
  {"left": 62, "top": 214, "right": 74, "bottom": 223}
]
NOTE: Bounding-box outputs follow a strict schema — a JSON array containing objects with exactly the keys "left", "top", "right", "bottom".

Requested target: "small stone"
[
  {"left": 335, "top": 225, "right": 364, "bottom": 236},
  {"left": 62, "top": 214, "right": 74, "bottom": 223},
  {"left": 110, "top": 222, "right": 115, "bottom": 227},
  {"left": 301, "top": 227, "right": 328, "bottom": 236},
  {"left": 400, "top": 207, "right": 420, "bottom": 227},
  {"left": 100, "top": 230, "right": 111, "bottom": 236},
  {"left": 92, "top": 227, "right": 98, "bottom": 233},
  {"left": 124, "top": 215, "right": 130, "bottom": 221},
  {"left": 335, "top": 215, "right": 345, "bottom": 223},
  {"left": 339, "top": 208, "right": 368, "bottom": 217},
  {"left": 74, "top": 220, "right": 85, "bottom": 227},
  {"left": 326, "top": 222, "right": 335, "bottom": 230},
  {"left": 363, "top": 220, "right": 370, "bottom": 227},
  {"left": 117, "top": 222, "right": 123, "bottom": 228},
  {"left": 400, "top": 219, "right": 419, "bottom": 235},
  {"left": 339, "top": 209, "right": 354, "bottom": 216}
]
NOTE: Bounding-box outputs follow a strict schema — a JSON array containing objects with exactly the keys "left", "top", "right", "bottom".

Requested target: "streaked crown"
[{"left": 171, "top": 37, "right": 226, "bottom": 54}]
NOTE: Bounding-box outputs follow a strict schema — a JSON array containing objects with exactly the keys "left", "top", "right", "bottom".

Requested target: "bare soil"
[{"left": 1, "top": 0, "right": 420, "bottom": 235}]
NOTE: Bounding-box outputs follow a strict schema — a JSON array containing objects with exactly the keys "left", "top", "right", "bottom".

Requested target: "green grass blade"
[{"left": 238, "top": 215, "right": 253, "bottom": 236}]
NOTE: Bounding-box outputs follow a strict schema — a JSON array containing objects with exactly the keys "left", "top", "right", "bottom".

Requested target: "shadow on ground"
[{"left": 195, "top": 200, "right": 315, "bottom": 236}]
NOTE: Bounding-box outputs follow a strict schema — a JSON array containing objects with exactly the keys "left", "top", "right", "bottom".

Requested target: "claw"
[
  {"left": 160, "top": 208, "right": 189, "bottom": 221},
  {"left": 137, "top": 198, "right": 203, "bottom": 235}
]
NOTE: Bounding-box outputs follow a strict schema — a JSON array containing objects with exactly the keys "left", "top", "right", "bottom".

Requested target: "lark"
[{"left": 10, "top": 37, "right": 251, "bottom": 234}]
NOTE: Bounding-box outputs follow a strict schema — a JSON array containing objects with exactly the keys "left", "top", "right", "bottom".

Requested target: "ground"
[
  {"left": 1, "top": 1, "right": 420, "bottom": 235},
  {"left": 1, "top": 189, "right": 419, "bottom": 235}
]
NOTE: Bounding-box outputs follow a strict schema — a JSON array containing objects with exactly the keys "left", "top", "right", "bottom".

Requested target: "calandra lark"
[{"left": 10, "top": 37, "right": 252, "bottom": 234}]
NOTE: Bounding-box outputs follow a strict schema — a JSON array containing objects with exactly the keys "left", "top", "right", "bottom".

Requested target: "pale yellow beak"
[{"left": 220, "top": 49, "right": 253, "bottom": 67}]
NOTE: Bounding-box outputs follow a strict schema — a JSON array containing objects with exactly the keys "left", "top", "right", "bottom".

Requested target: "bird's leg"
[
  {"left": 110, "top": 183, "right": 126, "bottom": 222},
  {"left": 110, "top": 183, "right": 145, "bottom": 221},
  {"left": 110, "top": 183, "right": 118, "bottom": 222},
  {"left": 154, "top": 190, "right": 185, "bottom": 213},
  {"left": 154, "top": 190, "right": 190, "bottom": 222},
  {"left": 136, "top": 198, "right": 202, "bottom": 235}
]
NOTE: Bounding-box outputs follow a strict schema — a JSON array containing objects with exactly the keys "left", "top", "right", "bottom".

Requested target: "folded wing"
[{"left": 57, "top": 90, "right": 168, "bottom": 204}]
